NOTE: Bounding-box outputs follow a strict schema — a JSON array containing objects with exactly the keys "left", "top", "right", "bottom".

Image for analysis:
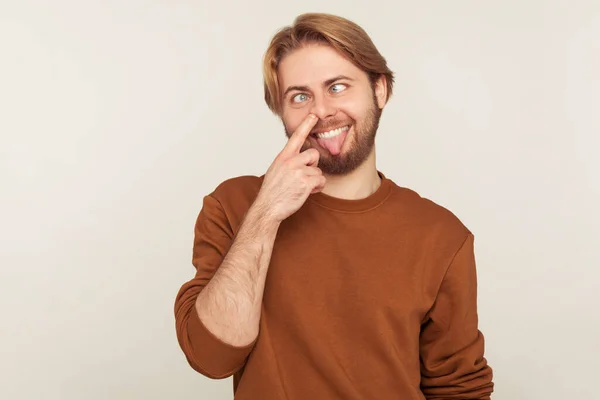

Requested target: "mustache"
[
  {"left": 283, "top": 118, "right": 354, "bottom": 136},
  {"left": 311, "top": 119, "right": 353, "bottom": 132}
]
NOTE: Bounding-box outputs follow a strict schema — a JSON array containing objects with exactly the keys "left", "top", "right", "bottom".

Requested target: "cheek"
[{"left": 336, "top": 97, "right": 371, "bottom": 121}]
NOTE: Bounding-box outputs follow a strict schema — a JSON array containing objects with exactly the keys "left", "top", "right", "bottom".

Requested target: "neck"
[{"left": 320, "top": 148, "right": 381, "bottom": 200}]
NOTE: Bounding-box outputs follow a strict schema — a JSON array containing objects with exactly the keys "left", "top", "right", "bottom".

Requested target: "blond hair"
[{"left": 262, "top": 13, "right": 395, "bottom": 115}]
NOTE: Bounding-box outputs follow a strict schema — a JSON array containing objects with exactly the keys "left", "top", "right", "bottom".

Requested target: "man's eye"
[
  {"left": 330, "top": 83, "right": 347, "bottom": 93},
  {"left": 292, "top": 93, "right": 308, "bottom": 103}
]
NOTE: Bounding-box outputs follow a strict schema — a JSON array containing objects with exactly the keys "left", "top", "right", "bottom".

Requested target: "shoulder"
[
  {"left": 203, "top": 174, "right": 265, "bottom": 230},
  {"left": 210, "top": 174, "right": 264, "bottom": 204},
  {"left": 387, "top": 180, "right": 472, "bottom": 246}
]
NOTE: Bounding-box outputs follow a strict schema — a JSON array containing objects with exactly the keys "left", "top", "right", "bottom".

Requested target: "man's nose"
[{"left": 310, "top": 94, "right": 336, "bottom": 120}]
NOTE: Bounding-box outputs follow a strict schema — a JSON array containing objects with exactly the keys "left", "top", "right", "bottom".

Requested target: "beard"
[{"left": 284, "top": 95, "right": 382, "bottom": 176}]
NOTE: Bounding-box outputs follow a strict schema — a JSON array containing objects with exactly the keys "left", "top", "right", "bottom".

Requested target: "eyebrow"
[{"left": 283, "top": 75, "right": 354, "bottom": 98}]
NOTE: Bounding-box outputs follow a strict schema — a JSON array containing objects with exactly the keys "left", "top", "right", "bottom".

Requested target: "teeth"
[{"left": 315, "top": 125, "right": 349, "bottom": 139}]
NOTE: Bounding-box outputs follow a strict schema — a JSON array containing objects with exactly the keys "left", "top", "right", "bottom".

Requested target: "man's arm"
[
  {"left": 174, "top": 195, "right": 279, "bottom": 379},
  {"left": 195, "top": 198, "right": 279, "bottom": 347},
  {"left": 419, "top": 233, "right": 494, "bottom": 399},
  {"left": 174, "top": 113, "right": 324, "bottom": 379}
]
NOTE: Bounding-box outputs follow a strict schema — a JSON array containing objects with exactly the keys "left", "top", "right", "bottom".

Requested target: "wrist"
[{"left": 246, "top": 199, "right": 280, "bottom": 235}]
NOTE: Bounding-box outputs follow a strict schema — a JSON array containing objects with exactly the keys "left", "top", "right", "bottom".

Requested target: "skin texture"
[{"left": 279, "top": 43, "right": 387, "bottom": 176}]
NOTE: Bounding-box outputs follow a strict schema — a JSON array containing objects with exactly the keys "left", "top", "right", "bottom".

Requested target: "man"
[{"left": 174, "top": 12, "right": 494, "bottom": 400}]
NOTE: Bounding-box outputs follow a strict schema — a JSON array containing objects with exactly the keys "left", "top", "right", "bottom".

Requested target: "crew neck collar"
[{"left": 307, "top": 170, "right": 392, "bottom": 212}]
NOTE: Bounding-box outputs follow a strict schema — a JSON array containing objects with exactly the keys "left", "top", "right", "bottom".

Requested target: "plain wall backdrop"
[{"left": 1, "top": 1, "right": 598, "bottom": 399}]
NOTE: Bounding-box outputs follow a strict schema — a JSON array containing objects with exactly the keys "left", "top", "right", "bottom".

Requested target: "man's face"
[{"left": 278, "top": 43, "right": 387, "bottom": 175}]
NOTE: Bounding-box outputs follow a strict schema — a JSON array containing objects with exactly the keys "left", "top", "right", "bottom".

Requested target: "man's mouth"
[
  {"left": 309, "top": 125, "right": 351, "bottom": 156},
  {"left": 310, "top": 125, "right": 351, "bottom": 139}
]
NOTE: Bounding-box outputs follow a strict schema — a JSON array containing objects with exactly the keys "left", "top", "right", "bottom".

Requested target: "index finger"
[{"left": 283, "top": 113, "right": 318, "bottom": 155}]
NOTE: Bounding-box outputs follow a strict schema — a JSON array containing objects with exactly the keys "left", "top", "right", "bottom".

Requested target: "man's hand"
[
  {"left": 187, "top": 115, "right": 324, "bottom": 355},
  {"left": 255, "top": 113, "right": 325, "bottom": 223}
]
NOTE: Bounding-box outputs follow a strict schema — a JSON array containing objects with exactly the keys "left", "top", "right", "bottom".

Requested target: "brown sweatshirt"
[{"left": 174, "top": 171, "right": 494, "bottom": 399}]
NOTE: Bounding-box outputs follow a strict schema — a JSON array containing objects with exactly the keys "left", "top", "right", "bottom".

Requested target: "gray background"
[{"left": 1, "top": 1, "right": 598, "bottom": 399}]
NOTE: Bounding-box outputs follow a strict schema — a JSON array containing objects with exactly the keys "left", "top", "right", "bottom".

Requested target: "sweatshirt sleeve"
[
  {"left": 174, "top": 194, "right": 257, "bottom": 379},
  {"left": 419, "top": 233, "right": 494, "bottom": 399}
]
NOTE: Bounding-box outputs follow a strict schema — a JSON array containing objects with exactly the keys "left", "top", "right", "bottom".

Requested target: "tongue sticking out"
[{"left": 315, "top": 128, "right": 349, "bottom": 156}]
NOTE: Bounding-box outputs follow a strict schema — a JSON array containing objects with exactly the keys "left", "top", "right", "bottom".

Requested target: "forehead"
[{"left": 278, "top": 43, "right": 365, "bottom": 89}]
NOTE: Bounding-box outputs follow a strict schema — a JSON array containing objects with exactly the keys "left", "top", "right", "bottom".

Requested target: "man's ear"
[{"left": 374, "top": 74, "right": 387, "bottom": 109}]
